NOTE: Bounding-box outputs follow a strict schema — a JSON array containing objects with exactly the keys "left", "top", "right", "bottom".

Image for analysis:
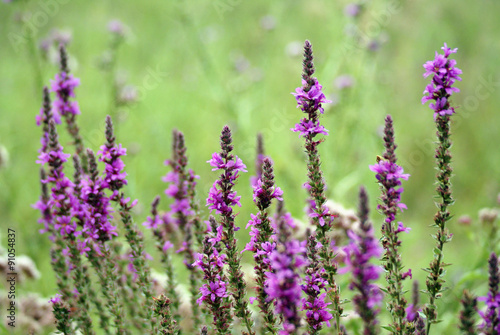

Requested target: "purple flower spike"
[
  {"left": 292, "top": 79, "right": 332, "bottom": 114},
  {"left": 206, "top": 126, "right": 254, "bottom": 334},
  {"left": 52, "top": 45, "right": 88, "bottom": 171},
  {"left": 371, "top": 115, "right": 411, "bottom": 332},
  {"left": 245, "top": 156, "right": 283, "bottom": 333},
  {"left": 195, "top": 237, "right": 232, "bottom": 334},
  {"left": 478, "top": 253, "right": 500, "bottom": 334},
  {"left": 341, "top": 187, "right": 383, "bottom": 335},
  {"left": 51, "top": 72, "right": 81, "bottom": 117},
  {"left": 422, "top": 44, "right": 459, "bottom": 330},
  {"left": 422, "top": 43, "right": 462, "bottom": 119},
  {"left": 266, "top": 216, "right": 307, "bottom": 334},
  {"left": 81, "top": 149, "right": 118, "bottom": 244},
  {"left": 302, "top": 233, "right": 332, "bottom": 333},
  {"left": 291, "top": 40, "right": 341, "bottom": 327}
]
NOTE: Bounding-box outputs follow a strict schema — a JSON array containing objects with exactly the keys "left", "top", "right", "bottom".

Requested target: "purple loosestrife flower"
[
  {"left": 422, "top": 44, "right": 460, "bottom": 331},
  {"left": 479, "top": 253, "right": 500, "bottom": 334},
  {"left": 99, "top": 115, "right": 154, "bottom": 330},
  {"left": 36, "top": 120, "right": 95, "bottom": 333},
  {"left": 81, "top": 149, "right": 118, "bottom": 245},
  {"left": 459, "top": 290, "right": 478, "bottom": 335},
  {"left": 369, "top": 115, "right": 411, "bottom": 334},
  {"left": 341, "top": 187, "right": 382, "bottom": 335},
  {"left": 195, "top": 236, "right": 232, "bottom": 335},
  {"left": 422, "top": 43, "right": 462, "bottom": 119},
  {"left": 53, "top": 45, "right": 87, "bottom": 171},
  {"left": 51, "top": 71, "right": 80, "bottom": 116},
  {"left": 302, "top": 233, "right": 332, "bottom": 334},
  {"left": 291, "top": 40, "right": 341, "bottom": 329},
  {"left": 163, "top": 129, "right": 202, "bottom": 329},
  {"left": 244, "top": 157, "right": 282, "bottom": 334},
  {"left": 36, "top": 121, "right": 75, "bottom": 238},
  {"left": 266, "top": 219, "right": 307, "bottom": 335},
  {"left": 206, "top": 125, "right": 255, "bottom": 334}
]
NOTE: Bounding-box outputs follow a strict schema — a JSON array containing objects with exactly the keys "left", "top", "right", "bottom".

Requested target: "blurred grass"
[{"left": 1, "top": 0, "right": 500, "bottom": 333}]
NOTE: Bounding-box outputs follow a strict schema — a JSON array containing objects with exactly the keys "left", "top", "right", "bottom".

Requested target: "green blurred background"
[{"left": 1, "top": 0, "right": 500, "bottom": 333}]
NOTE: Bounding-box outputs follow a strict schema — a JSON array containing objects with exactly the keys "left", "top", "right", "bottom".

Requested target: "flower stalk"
[{"left": 421, "top": 44, "right": 461, "bottom": 332}]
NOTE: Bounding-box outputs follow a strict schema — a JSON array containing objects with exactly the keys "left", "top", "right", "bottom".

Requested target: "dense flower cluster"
[
  {"left": 98, "top": 142, "right": 128, "bottom": 194},
  {"left": 79, "top": 150, "right": 118, "bottom": 245},
  {"left": 341, "top": 187, "right": 383, "bottom": 334},
  {"left": 292, "top": 79, "right": 331, "bottom": 114},
  {"left": 266, "top": 238, "right": 308, "bottom": 334},
  {"left": 36, "top": 121, "right": 76, "bottom": 237},
  {"left": 422, "top": 43, "right": 462, "bottom": 119},
  {"left": 369, "top": 160, "right": 409, "bottom": 223},
  {"left": 301, "top": 235, "right": 332, "bottom": 332},
  {"left": 194, "top": 236, "right": 232, "bottom": 334},
  {"left": 51, "top": 72, "right": 81, "bottom": 118},
  {"left": 206, "top": 151, "right": 246, "bottom": 215}
]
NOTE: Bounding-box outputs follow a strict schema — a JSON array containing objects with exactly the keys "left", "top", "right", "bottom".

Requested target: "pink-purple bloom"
[
  {"left": 369, "top": 159, "right": 409, "bottom": 226},
  {"left": 292, "top": 79, "right": 332, "bottom": 114},
  {"left": 266, "top": 239, "right": 308, "bottom": 334},
  {"left": 422, "top": 43, "right": 462, "bottom": 119},
  {"left": 291, "top": 118, "right": 329, "bottom": 138},
  {"left": 98, "top": 143, "right": 128, "bottom": 193},
  {"left": 51, "top": 72, "right": 81, "bottom": 118},
  {"left": 206, "top": 151, "right": 246, "bottom": 215},
  {"left": 301, "top": 236, "right": 332, "bottom": 331}
]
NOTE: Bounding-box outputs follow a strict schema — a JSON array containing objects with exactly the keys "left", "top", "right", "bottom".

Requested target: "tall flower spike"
[
  {"left": 38, "top": 120, "right": 95, "bottom": 333},
  {"left": 459, "top": 290, "right": 478, "bottom": 335},
  {"left": 265, "top": 214, "right": 307, "bottom": 335},
  {"left": 422, "top": 44, "right": 460, "bottom": 332},
  {"left": 167, "top": 130, "right": 201, "bottom": 330},
  {"left": 341, "top": 187, "right": 383, "bottom": 335},
  {"left": 244, "top": 157, "right": 282, "bottom": 334},
  {"left": 99, "top": 115, "right": 154, "bottom": 330},
  {"left": 302, "top": 233, "right": 332, "bottom": 334},
  {"left": 206, "top": 125, "right": 254, "bottom": 334},
  {"left": 290, "top": 40, "right": 342, "bottom": 330},
  {"left": 35, "top": 121, "right": 73, "bottom": 312},
  {"left": 369, "top": 115, "right": 411, "bottom": 335},
  {"left": 52, "top": 44, "right": 87, "bottom": 171},
  {"left": 195, "top": 236, "right": 232, "bottom": 335},
  {"left": 478, "top": 253, "right": 500, "bottom": 334}
]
